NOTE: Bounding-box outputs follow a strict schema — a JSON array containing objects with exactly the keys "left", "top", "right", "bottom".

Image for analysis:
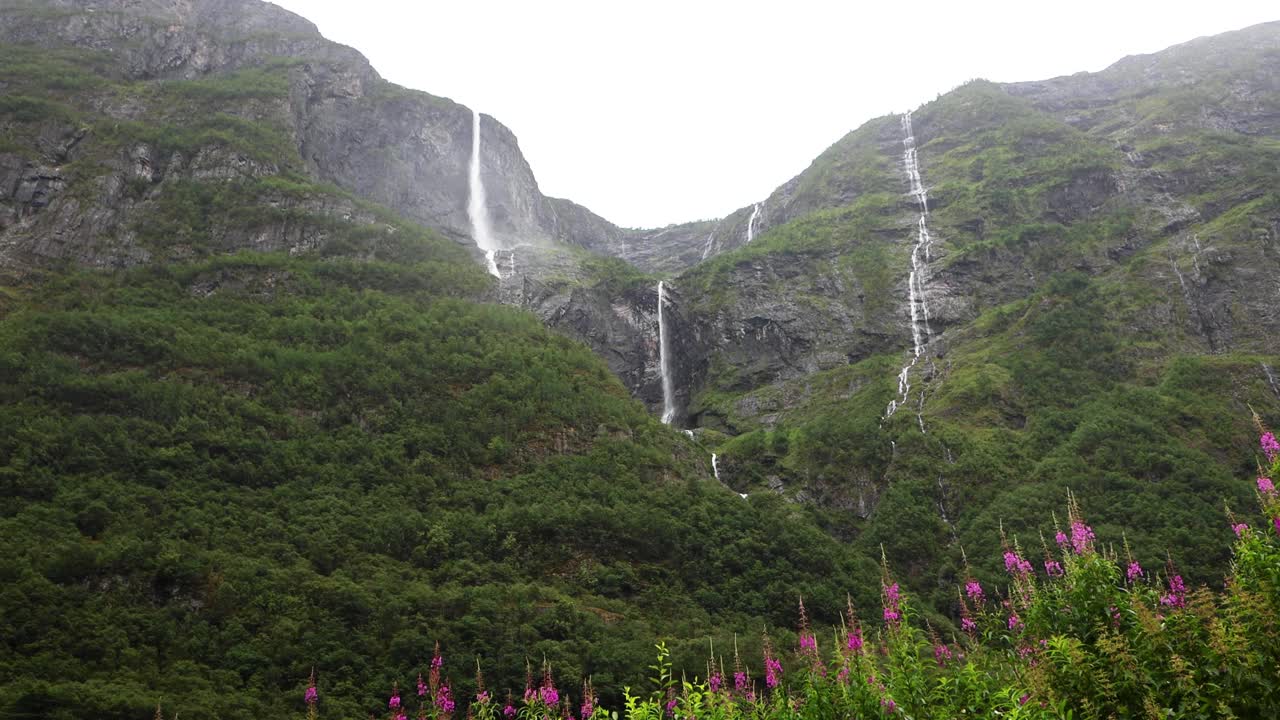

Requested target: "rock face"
[{"left": 0, "top": 0, "right": 625, "bottom": 271}]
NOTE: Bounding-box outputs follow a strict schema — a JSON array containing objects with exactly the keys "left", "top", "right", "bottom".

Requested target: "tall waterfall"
[
  {"left": 711, "top": 453, "right": 720, "bottom": 481},
  {"left": 658, "top": 281, "right": 677, "bottom": 424},
  {"left": 468, "top": 109, "right": 501, "bottom": 278},
  {"left": 885, "top": 111, "right": 935, "bottom": 425},
  {"left": 745, "top": 202, "right": 762, "bottom": 244}
]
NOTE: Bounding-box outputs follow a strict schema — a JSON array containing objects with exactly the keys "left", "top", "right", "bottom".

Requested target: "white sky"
[{"left": 271, "top": 0, "right": 1275, "bottom": 228}]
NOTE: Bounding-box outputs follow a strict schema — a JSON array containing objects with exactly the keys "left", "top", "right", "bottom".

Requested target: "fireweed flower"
[
  {"left": 961, "top": 617, "right": 977, "bottom": 633},
  {"left": 846, "top": 625, "right": 864, "bottom": 653},
  {"left": 389, "top": 690, "right": 401, "bottom": 709},
  {"left": 436, "top": 685, "right": 455, "bottom": 714},
  {"left": 1261, "top": 432, "right": 1279, "bottom": 462},
  {"left": 934, "top": 643, "right": 952, "bottom": 667},
  {"left": 1232, "top": 523, "right": 1249, "bottom": 537},
  {"left": 1044, "top": 559, "right": 1064, "bottom": 577},
  {"left": 1160, "top": 575, "right": 1187, "bottom": 608},
  {"left": 708, "top": 672, "right": 723, "bottom": 693},
  {"left": 1259, "top": 476, "right": 1276, "bottom": 495},
  {"left": 1070, "top": 520, "right": 1095, "bottom": 555},
  {"left": 964, "top": 580, "right": 984, "bottom": 603},
  {"left": 1055, "top": 531, "right": 1069, "bottom": 547},
  {"left": 504, "top": 706, "right": 516, "bottom": 719},
  {"left": 1273, "top": 516, "right": 1280, "bottom": 536},
  {"left": 1126, "top": 561, "right": 1144, "bottom": 582},
  {"left": 1004, "top": 551, "right": 1032, "bottom": 576},
  {"left": 764, "top": 657, "right": 783, "bottom": 689},
  {"left": 417, "top": 674, "right": 427, "bottom": 698},
  {"left": 882, "top": 582, "right": 902, "bottom": 626},
  {"left": 798, "top": 633, "right": 817, "bottom": 652},
  {"left": 665, "top": 696, "right": 677, "bottom": 716},
  {"left": 304, "top": 685, "right": 317, "bottom": 704},
  {"left": 1008, "top": 613, "right": 1022, "bottom": 630}
]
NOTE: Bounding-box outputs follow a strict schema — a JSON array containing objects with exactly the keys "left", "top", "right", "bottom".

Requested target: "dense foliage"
[{"left": 300, "top": 448, "right": 1280, "bottom": 720}]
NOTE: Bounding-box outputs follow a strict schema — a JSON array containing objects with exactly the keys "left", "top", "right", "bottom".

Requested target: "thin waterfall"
[
  {"left": 711, "top": 453, "right": 720, "bottom": 481},
  {"left": 658, "top": 281, "right": 676, "bottom": 424},
  {"left": 468, "top": 109, "right": 501, "bottom": 277},
  {"left": 885, "top": 110, "right": 935, "bottom": 424},
  {"left": 745, "top": 202, "right": 762, "bottom": 244}
]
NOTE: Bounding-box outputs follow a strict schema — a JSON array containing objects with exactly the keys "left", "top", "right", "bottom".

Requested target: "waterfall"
[
  {"left": 745, "top": 202, "right": 762, "bottom": 244},
  {"left": 711, "top": 453, "right": 720, "bottom": 481},
  {"left": 658, "top": 281, "right": 677, "bottom": 424},
  {"left": 468, "top": 109, "right": 501, "bottom": 278},
  {"left": 885, "top": 111, "right": 935, "bottom": 425},
  {"left": 700, "top": 232, "right": 716, "bottom": 260}
]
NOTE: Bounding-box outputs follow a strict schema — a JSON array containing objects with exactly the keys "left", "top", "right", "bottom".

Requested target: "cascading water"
[
  {"left": 657, "top": 281, "right": 677, "bottom": 424},
  {"left": 468, "top": 109, "right": 501, "bottom": 278},
  {"left": 885, "top": 111, "right": 935, "bottom": 426},
  {"left": 711, "top": 453, "right": 720, "bottom": 481},
  {"left": 745, "top": 202, "right": 762, "bottom": 244}
]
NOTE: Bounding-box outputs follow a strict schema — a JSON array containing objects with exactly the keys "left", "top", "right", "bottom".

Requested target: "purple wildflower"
[
  {"left": 580, "top": 693, "right": 593, "bottom": 719},
  {"left": 964, "top": 580, "right": 984, "bottom": 603},
  {"left": 476, "top": 691, "right": 490, "bottom": 704},
  {"left": 1261, "top": 432, "right": 1279, "bottom": 462},
  {"left": 1070, "top": 520, "right": 1095, "bottom": 555},
  {"left": 540, "top": 685, "right": 559, "bottom": 706},
  {"left": 1055, "top": 531, "right": 1069, "bottom": 547},
  {"left": 394, "top": 714, "right": 406, "bottom": 720},
  {"left": 764, "top": 657, "right": 783, "bottom": 689},
  {"left": 882, "top": 698, "right": 896, "bottom": 713},
  {"left": 1044, "top": 559, "right": 1064, "bottom": 577},
  {"left": 436, "top": 685, "right": 455, "bottom": 715},
  {"left": 1004, "top": 551, "right": 1032, "bottom": 576},
  {"left": 1019, "top": 694, "right": 1030, "bottom": 706},
  {"left": 304, "top": 685, "right": 317, "bottom": 704},
  {"left": 708, "top": 672, "right": 722, "bottom": 693},
  {"left": 1259, "top": 476, "right": 1276, "bottom": 495},
  {"left": 1160, "top": 575, "right": 1187, "bottom": 608},
  {"left": 1274, "top": 516, "right": 1280, "bottom": 536},
  {"left": 1008, "top": 613, "right": 1021, "bottom": 630},
  {"left": 846, "top": 626, "right": 863, "bottom": 653},
  {"left": 961, "top": 617, "right": 976, "bottom": 633},
  {"left": 799, "top": 633, "right": 817, "bottom": 653},
  {"left": 1126, "top": 561, "right": 1144, "bottom": 582},
  {"left": 934, "top": 644, "right": 952, "bottom": 667},
  {"left": 665, "top": 697, "right": 677, "bottom": 717},
  {"left": 733, "top": 671, "right": 748, "bottom": 693},
  {"left": 417, "top": 674, "right": 427, "bottom": 698},
  {"left": 504, "top": 706, "right": 516, "bottom": 719},
  {"left": 1232, "top": 523, "right": 1249, "bottom": 538},
  {"left": 389, "top": 693, "right": 401, "bottom": 710}
]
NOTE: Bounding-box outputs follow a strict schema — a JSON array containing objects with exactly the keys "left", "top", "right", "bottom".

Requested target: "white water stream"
[
  {"left": 468, "top": 109, "right": 501, "bottom": 278},
  {"left": 885, "top": 111, "right": 934, "bottom": 425},
  {"left": 745, "top": 202, "right": 762, "bottom": 244},
  {"left": 658, "top": 281, "right": 676, "bottom": 424}
]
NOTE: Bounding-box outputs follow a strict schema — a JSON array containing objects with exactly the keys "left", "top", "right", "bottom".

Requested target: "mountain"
[
  {"left": 2, "top": 0, "right": 1280, "bottom": 717},
  {"left": 0, "top": 2, "right": 879, "bottom": 718}
]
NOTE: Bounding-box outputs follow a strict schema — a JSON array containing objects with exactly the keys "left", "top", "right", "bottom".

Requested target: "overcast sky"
[{"left": 271, "top": 0, "right": 1275, "bottom": 228}]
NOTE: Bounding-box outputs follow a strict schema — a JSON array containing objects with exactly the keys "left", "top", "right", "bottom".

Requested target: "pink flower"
[
  {"left": 1004, "top": 551, "right": 1032, "bottom": 576},
  {"left": 961, "top": 617, "right": 976, "bottom": 633},
  {"left": 934, "top": 644, "right": 952, "bottom": 667},
  {"left": 1274, "top": 516, "right": 1280, "bottom": 536},
  {"left": 1126, "top": 561, "right": 1143, "bottom": 582},
  {"left": 417, "top": 675, "right": 428, "bottom": 698},
  {"left": 1055, "top": 530, "right": 1069, "bottom": 547},
  {"left": 764, "top": 657, "right": 783, "bottom": 688},
  {"left": 504, "top": 706, "right": 516, "bottom": 718},
  {"left": 304, "top": 686, "right": 317, "bottom": 704},
  {"left": 846, "top": 626, "right": 863, "bottom": 653},
  {"left": 1069, "top": 520, "right": 1095, "bottom": 555},
  {"left": 733, "top": 671, "right": 748, "bottom": 692},
  {"left": 389, "top": 693, "right": 401, "bottom": 709},
  {"left": 1160, "top": 575, "right": 1186, "bottom": 608},
  {"left": 708, "top": 673, "right": 723, "bottom": 693},
  {"left": 1232, "top": 523, "right": 1249, "bottom": 538},
  {"left": 1044, "top": 559, "right": 1064, "bottom": 577},
  {"left": 799, "top": 633, "right": 817, "bottom": 653},
  {"left": 964, "top": 580, "right": 984, "bottom": 603},
  {"left": 1008, "top": 614, "right": 1021, "bottom": 630},
  {"left": 1261, "top": 432, "right": 1279, "bottom": 462},
  {"left": 1259, "top": 476, "right": 1276, "bottom": 495}
]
